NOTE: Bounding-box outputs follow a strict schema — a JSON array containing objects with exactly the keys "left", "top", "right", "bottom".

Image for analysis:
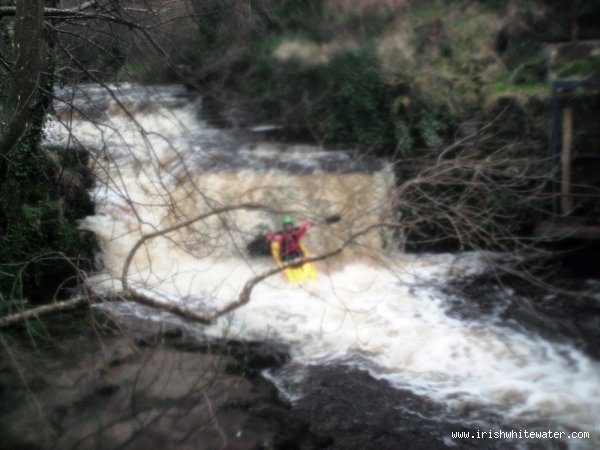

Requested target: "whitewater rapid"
[{"left": 44, "top": 84, "right": 600, "bottom": 446}]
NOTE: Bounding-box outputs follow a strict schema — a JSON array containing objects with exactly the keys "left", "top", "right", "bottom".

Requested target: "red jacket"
[{"left": 267, "top": 222, "right": 310, "bottom": 257}]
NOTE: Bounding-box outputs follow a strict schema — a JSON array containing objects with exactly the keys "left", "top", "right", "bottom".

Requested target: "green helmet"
[{"left": 281, "top": 215, "right": 294, "bottom": 226}]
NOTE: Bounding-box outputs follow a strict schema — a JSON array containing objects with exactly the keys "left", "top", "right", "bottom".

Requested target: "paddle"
[{"left": 319, "top": 214, "right": 342, "bottom": 225}]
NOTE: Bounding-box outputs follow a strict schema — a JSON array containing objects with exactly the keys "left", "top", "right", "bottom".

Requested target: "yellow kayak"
[{"left": 270, "top": 242, "right": 318, "bottom": 284}]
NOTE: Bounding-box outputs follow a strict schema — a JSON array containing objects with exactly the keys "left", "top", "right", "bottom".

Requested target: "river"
[{"left": 44, "top": 83, "right": 600, "bottom": 448}]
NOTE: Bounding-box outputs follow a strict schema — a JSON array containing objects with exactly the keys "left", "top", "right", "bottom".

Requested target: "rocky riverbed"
[
  {"left": 443, "top": 252, "right": 600, "bottom": 361},
  {"left": 0, "top": 312, "right": 331, "bottom": 449}
]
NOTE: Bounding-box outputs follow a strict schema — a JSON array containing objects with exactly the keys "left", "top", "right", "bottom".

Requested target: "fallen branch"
[
  {"left": 117, "top": 290, "right": 213, "bottom": 324},
  {"left": 0, "top": 295, "right": 89, "bottom": 328},
  {"left": 0, "top": 289, "right": 213, "bottom": 328}
]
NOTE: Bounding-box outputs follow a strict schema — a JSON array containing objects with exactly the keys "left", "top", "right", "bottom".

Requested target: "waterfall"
[{"left": 44, "top": 83, "right": 600, "bottom": 447}]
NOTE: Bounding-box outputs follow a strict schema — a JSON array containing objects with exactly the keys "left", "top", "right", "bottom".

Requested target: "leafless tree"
[{"left": 0, "top": 2, "right": 579, "bottom": 448}]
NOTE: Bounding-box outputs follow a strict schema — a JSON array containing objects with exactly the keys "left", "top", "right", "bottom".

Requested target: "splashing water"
[{"left": 45, "top": 84, "right": 600, "bottom": 446}]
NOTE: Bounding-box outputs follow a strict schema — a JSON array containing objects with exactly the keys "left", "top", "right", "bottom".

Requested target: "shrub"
[
  {"left": 319, "top": 49, "right": 393, "bottom": 147},
  {"left": 0, "top": 124, "right": 93, "bottom": 304}
]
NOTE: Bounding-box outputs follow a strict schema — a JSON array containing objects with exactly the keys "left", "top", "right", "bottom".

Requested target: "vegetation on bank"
[
  {"left": 129, "top": 0, "right": 597, "bottom": 157},
  {"left": 0, "top": 119, "right": 94, "bottom": 308},
  {"left": 0, "top": 3, "right": 94, "bottom": 309},
  {"left": 149, "top": 0, "right": 598, "bottom": 249}
]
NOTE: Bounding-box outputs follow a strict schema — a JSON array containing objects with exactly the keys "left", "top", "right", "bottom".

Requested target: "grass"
[
  {"left": 484, "top": 80, "right": 549, "bottom": 109},
  {"left": 552, "top": 56, "right": 600, "bottom": 79}
]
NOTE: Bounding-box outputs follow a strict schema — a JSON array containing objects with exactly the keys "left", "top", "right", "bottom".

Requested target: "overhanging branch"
[
  {"left": 0, "top": 5, "right": 151, "bottom": 29},
  {"left": 121, "top": 203, "right": 277, "bottom": 290}
]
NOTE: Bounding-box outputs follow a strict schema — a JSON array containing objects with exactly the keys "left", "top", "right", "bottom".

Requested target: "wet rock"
[
  {"left": 444, "top": 263, "right": 600, "bottom": 360},
  {"left": 289, "top": 365, "right": 485, "bottom": 449},
  {"left": 0, "top": 329, "right": 297, "bottom": 449},
  {"left": 225, "top": 340, "right": 291, "bottom": 373},
  {"left": 246, "top": 233, "right": 272, "bottom": 257}
]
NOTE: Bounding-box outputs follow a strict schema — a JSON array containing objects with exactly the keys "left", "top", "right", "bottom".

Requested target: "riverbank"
[{"left": 0, "top": 311, "right": 331, "bottom": 449}]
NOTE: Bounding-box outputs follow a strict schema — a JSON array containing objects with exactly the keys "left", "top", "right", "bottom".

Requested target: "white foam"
[{"left": 48, "top": 84, "right": 600, "bottom": 444}]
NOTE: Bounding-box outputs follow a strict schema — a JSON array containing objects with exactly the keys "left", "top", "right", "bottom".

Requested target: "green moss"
[
  {"left": 0, "top": 120, "right": 93, "bottom": 305},
  {"left": 482, "top": 63, "right": 550, "bottom": 107},
  {"left": 485, "top": 79, "right": 549, "bottom": 107},
  {"left": 553, "top": 56, "right": 600, "bottom": 78}
]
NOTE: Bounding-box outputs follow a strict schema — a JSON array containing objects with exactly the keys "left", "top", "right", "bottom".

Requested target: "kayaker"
[{"left": 266, "top": 216, "right": 311, "bottom": 265}]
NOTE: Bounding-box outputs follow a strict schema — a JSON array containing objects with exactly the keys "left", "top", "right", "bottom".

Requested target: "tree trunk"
[{"left": 0, "top": 0, "right": 45, "bottom": 176}]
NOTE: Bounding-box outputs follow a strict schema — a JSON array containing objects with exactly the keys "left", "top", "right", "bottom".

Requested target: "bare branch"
[
  {"left": 0, "top": 6, "right": 149, "bottom": 28},
  {"left": 121, "top": 203, "right": 277, "bottom": 290},
  {"left": 0, "top": 295, "right": 89, "bottom": 328}
]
